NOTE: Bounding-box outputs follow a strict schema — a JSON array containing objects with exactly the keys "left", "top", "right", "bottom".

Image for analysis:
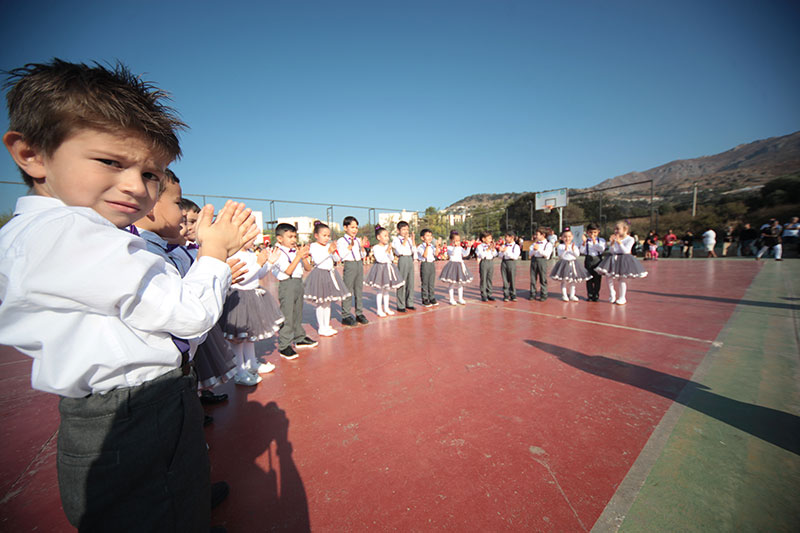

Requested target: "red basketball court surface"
[{"left": 2, "top": 258, "right": 799, "bottom": 531}]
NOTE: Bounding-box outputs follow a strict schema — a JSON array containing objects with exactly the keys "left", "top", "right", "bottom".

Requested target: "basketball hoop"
[{"left": 543, "top": 205, "right": 553, "bottom": 214}]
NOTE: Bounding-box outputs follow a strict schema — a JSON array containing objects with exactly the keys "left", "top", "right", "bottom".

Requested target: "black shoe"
[
  {"left": 204, "top": 414, "right": 214, "bottom": 427},
  {"left": 481, "top": 297, "right": 488, "bottom": 302},
  {"left": 397, "top": 308, "right": 407, "bottom": 313},
  {"left": 541, "top": 295, "right": 548, "bottom": 301},
  {"left": 279, "top": 346, "right": 299, "bottom": 360},
  {"left": 342, "top": 316, "right": 357, "bottom": 326},
  {"left": 431, "top": 299, "right": 440, "bottom": 306},
  {"left": 356, "top": 314, "right": 369, "bottom": 324},
  {"left": 211, "top": 481, "right": 229, "bottom": 509},
  {"left": 200, "top": 390, "right": 228, "bottom": 405},
  {"left": 487, "top": 296, "right": 495, "bottom": 301},
  {"left": 510, "top": 296, "right": 517, "bottom": 301},
  {"left": 406, "top": 306, "right": 416, "bottom": 311},
  {"left": 503, "top": 297, "right": 509, "bottom": 302},
  {"left": 295, "top": 336, "right": 318, "bottom": 349}
]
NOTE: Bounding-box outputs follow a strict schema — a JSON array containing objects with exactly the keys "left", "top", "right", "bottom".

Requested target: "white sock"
[
  {"left": 376, "top": 292, "right": 385, "bottom": 314},
  {"left": 458, "top": 286, "right": 464, "bottom": 300},
  {"left": 449, "top": 287, "right": 455, "bottom": 301},
  {"left": 619, "top": 280, "right": 627, "bottom": 301},
  {"left": 569, "top": 284, "right": 576, "bottom": 298},
  {"left": 316, "top": 306, "right": 326, "bottom": 331},
  {"left": 243, "top": 341, "right": 257, "bottom": 369},
  {"left": 229, "top": 341, "right": 245, "bottom": 373},
  {"left": 383, "top": 291, "right": 391, "bottom": 310},
  {"left": 323, "top": 303, "right": 332, "bottom": 329},
  {"left": 561, "top": 282, "right": 568, "bottom": 298},
  {"left": 608, "top": 279, "right": 617, "bottom": 300}
]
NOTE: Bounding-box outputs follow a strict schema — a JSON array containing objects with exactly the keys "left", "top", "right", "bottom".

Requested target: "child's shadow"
[
  {"left": 231, "top": 396, "right": 310, "bottom": 531},
  {"left": 526, "top": 339, "right": 800, "bottom": 456}
]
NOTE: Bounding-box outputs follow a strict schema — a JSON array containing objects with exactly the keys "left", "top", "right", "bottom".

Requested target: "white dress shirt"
[
  {"left": 581, "top": 238, "right": 606, "bottom": 257},
  {"left": 609, "top": 236, "right": 635, "bottom": 254},
  {"left": 416, "top": 242, "right": 436, "bottom": 262},
  {"left": 447, "top": 245, "right": 468, "bottom": 262},
  {"left": 529, "top": 240, "right": 553, "bottom": 258},
  {"left": 230, "top": 249, "right": 274, "bottom": 289},
  {"left": 336, "top": 236, "right": 366, "bottom": 261},
  {"left": 271, "top": 245, "right": 304, "bottom": 281},
  {"left": 476, "top": 243, "right": 498, "bottom": 260},
  {"left": 310, "top": 242, "right": 336, "bottom": 271},
  {"left": 391, "top": 236, "right": 414, "bottom": 257},
  {"left": 556, "top": 243, "right": 581, "bottom": 260},
  {"left": 500, "top": 242, "right": 520, "bottom": 260},
  {"left": 0, "top": 196, "right": 231, "bottom": 398},
  {"left": 372, "top": 243, "right": 394, "bottom": 263}
]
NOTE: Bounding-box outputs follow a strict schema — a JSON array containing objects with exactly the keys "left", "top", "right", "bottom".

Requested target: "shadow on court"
[
  {"left": 630, "top": 289, "right": 800, "bottom": 310},
  {"left": 527, "top": 339, "right": 800, "bottom": 456}
]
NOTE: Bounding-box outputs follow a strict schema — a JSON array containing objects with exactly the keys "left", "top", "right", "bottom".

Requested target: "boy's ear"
[{"left": 3, "top": 131, "right": 47, "bottom": 178}]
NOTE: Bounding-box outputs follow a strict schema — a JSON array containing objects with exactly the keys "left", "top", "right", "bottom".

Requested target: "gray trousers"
[
  {"left": 396, "top": 255, "right": 415, "bottom": 309},
  {"left": 279, "top": 278, "right": 306, "bottom": 349},
  {"left": 341, "top": 260, "right": 364, "bottom": 318},
  {"left": 57, "top": 367, "right": 209, "bottom": 533},
  {"left": 530, "top": 257, "right": 549, "bottom": 295},
  {"left": 420, "top": 261, "right": 436, "bottom": 302},
  {"left": 479, "top": 258, "right": 494, "bottom": 299},
  {"left": 501, "top": 259, "right": 517, "bottom": 298}
]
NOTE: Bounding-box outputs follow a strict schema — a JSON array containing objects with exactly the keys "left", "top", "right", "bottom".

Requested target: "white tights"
[
  {"left": 228, "top": 340, "right": 257, "bottom": 374},
  {"left": 449, "top": 285, "right": 463, "bottom": 302},
  {"left": 561, "top": 281, "right": 577, "bottom": 298},
  {"left": 608, "top": 279, "right": 627, "bottom": 301},
  {"left": 377, "top": 290, "right": 392, "bottom": 314},
  {"left": 316, "top": 302, "right": 332, "bottom": 331}
]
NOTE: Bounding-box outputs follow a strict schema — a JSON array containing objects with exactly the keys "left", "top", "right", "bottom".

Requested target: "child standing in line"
[
  {"left": 580, "top": 223, "right": 606, "bottom": 302},
  {"left": 304, "top": 221, "right": 351, "bottom": 336},
  {"left": 416, "top": 228, "right": 439, "bottom": 307},
  {"left": 529, "top": 229, "right": 553, "bottom": 300},
  {"left": 476, "top": 231, "right": 497, "bottom": 301},
  {"left": 440, "top": 230, "right": 473, "bottom": 305},
  {"left": 0, "top": 59, "right": 259, "bottom": 531},
  {"left": 272, "top": 223, "right": 317, "bottom": 359},
  {"left": 220, "top": 240, "right": 285, "bottom": 385},
  {"left": 392, "top": 220, "right": 416, "bottom": 312},
  {"left": 365, "top": 225, "right": 405, "bottom": 317},
  {"left": 596, "top": 221, "right": 648, "bottom": 305},
  {"left": 337, "top": 216, "right": 370, "bottom": 326},
  {"left": 499, "top": 230, "right": 520, "bottom": 301},
  {"left": 550, "top": 228, "right": 592, "bottom": 301}
]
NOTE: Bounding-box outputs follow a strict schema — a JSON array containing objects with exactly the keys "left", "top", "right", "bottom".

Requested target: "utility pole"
[
  {"left": 650, "top": 180, "right": 655, "bottom": 232},
  {"left": 692, "top": 182, "right": 698, "bottom": 217}
]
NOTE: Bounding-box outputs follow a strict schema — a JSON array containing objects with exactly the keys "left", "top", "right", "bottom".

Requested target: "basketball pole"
[{"left": 558, "top": 207, "right": 563, "bottom": 233}]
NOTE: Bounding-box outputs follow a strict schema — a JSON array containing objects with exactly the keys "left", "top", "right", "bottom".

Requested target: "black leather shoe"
[
  {"left": 406, "top": 306, "right": 416, "bottom": 311},
  {"left": 211, "top": 481, "right": 229, "bottom": 509},
  {"left": 200, "top": 390, "right": 228, "bottom": 405},
  {"left": 204, "top": 414, "right": 214, "bottom": 427},
  {"left": 342, "top": 316, "right": 357, "bottom": 326},
  {"left": 487, "top": 296, "right": 495, "bottom": 301},
  {"left": 356, "top": 314, "right": 369, "bottom": 324},
  {"left": 396, "top": 308, "right": 406, "bottom": 313}
]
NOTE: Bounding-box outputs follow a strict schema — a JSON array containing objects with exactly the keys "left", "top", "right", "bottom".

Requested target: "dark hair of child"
[
  {"left": 420, "top": 228, "right": 432, "bottom": 237},
  {"left": 449, "top": 230, "right": 460, "bottom": 241},
  {"left": 313, "top": 221, "right": 329, "bottom": 235},
  {"left": 4, "top": 59, "right": 186, "bottom": 187},
  {"left": 179, "top": 198, "right": 200, "bottom": 213},
  {"left": 375, "top": 225, "right": 387, "bottom": 238},
  {"left": 343, "top": 216, "right": 358, "bottom": 227},
  {"left": 586, "top": 223, "right": 599, "bottom": 231},
  {"left": 505, "top": 230, "right": 516, "bottom": 237},
  {"left": 160, "top": 168, "right": 180, "bottom": 194},
  {"left": 479, "top": 230, "right": 491, "bottom": 240},
  {"left": 275, "top": 223, "right": 296, "bottom": 236},
  {"left": 397, "top": 221, "right": 409, "bottom": 230}
]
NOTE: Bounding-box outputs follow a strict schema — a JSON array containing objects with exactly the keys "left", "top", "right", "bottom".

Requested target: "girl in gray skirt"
[
  {"left": 550, "top": 228, "right": 592, "bottom": 302},
  {"left": 439, "top": 230, "right": 473, "bottom": 305},
  {"left": 365, "top": 225, "right": 405, "bottom": 317},
  {"left": 305, "top": 221, "right": 351, "bottom": 336},
  {"left": 596, "top": 221, "right": 648, "bottom": 305}
]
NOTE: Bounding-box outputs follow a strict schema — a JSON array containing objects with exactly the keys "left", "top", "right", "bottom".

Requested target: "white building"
[
  {"left": 378, "top": 210, "right": 419, "bottom": 229},
  {"left": 276, "top": 216, "right": 340, "bottom": 243}
]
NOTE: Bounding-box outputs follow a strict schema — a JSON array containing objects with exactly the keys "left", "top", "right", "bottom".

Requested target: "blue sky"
[{"left": 1, "top": 0, "right": 798, "bottom": 221}]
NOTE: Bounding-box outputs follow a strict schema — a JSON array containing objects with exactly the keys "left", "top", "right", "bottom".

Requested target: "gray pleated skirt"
[
  {"left": 219, "top": 288, "right": 285, "bottom": 342},
  {"left": 439, "top": 261, "right": 474, "bottom": 285},
  {"left": 550, "top": 259, "right": 592, "bottom": 282},
  {"left": 596, "top": 254, "right": 648, "bottom": 278},
  {"left": 194, "top": 324, "right": 237, "bottom": 390},
  {"left": 364, "top": 262, "right": 405, "bottom": 289},
  {"left": 303, "top": 267, "right": 351, "bottom": 305}
]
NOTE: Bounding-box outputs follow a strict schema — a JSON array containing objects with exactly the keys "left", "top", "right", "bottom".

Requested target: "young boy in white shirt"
[
  {"left": 0, "top": 59, "right": 256, "bottom": 532},
  {"left": 529, "top": 229, "right": 553, "bottom": 301},
  {"left": 499, "top": 231, "right": 521, "bottom": 301},
  {"left": 391, "top": 220, "right": 416, "bottom": 311},
  {"left": 336, "top": 216, "right": 370, "bottom": 326}
]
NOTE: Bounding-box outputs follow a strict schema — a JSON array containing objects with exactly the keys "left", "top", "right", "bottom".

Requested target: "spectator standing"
[
  {"left": 663, "top": 229, "right": 677, "bottom": 258},
  {"left": 722, "top": 226, "right": 735, "bottom": 256},
  {"left": 738, "top": 223, "right": 758, "bottom": 256},
  {"left": 756, "top": 219, "right": 783, "bottom": 261},
  {"left": 682, "top": 231, "right": 695, "bottom": 258},
  {"left": 782, "top": 217, "right": 799, "bottom": 255},
  {"left": 702, "top": 227, "right": 717, "bottom": 258}
]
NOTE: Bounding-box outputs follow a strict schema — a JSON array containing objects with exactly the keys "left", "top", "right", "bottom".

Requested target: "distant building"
[
  {"left": 276, "top": 216, "right": 341, "bottom": 243},
  {"left": 378, "top": 210, "right": 419, "bottom": 230}
]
